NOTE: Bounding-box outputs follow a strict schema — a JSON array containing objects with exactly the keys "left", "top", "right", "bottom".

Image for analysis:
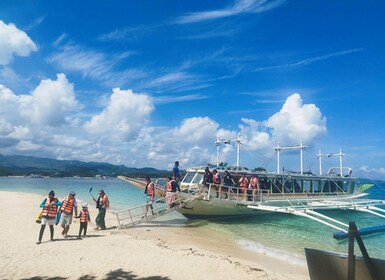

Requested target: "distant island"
[{"left": 0, "top": 154, "right": 169, "bottom": 178}]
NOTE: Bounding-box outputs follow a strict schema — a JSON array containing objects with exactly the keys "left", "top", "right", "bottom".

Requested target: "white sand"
[{"left": 0, "top": 191, "right": 309, "bottom": 280}]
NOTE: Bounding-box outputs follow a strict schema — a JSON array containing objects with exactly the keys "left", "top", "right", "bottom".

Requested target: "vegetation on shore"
[{"left": 0, "top": 154, "right": 169, "bottom": 178}]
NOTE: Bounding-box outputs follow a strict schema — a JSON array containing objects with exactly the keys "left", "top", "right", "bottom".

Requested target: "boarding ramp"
[{"left": 113, "top": 190, "right": 199, "bottom": 228}]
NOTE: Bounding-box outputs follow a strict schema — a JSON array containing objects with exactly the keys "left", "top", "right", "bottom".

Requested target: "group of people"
[
  {"left": 204, "top": 168, "right": 260, "bottom": 201},
  {"left": 36, "top": 189, "right": 109, "bottom": 244},
  {"left": 143, "top": 161, "right": 182, "bottom": 217}
]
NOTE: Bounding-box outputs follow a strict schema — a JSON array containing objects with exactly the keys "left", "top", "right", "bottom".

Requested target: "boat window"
[
  {"left": 182, "top": 172, "right": 196, "bottom": 184},
  {"left": 313, "top": 180, "right": 322, "bottom": 193},
  {"left": 192, "top": 173, "right": 204, "bottom": 184},
  {"left": 303, "top": 180, "right": 312, "bottom": 193}
]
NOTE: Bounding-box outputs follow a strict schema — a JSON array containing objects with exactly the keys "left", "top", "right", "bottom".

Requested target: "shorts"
[
  {"left": 41, "top": 217, "right": 55, "bottom": 226},
  {"left": 146, "top": 196, "right": 153, "bottom": 204},
  {"left": 60, "top": 212, "right": 73, "bottom": 225}
]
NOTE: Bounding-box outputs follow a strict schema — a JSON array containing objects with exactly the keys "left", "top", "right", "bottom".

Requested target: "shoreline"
[{"left": 1, "top": 190, "right": 309, "bottom": 279}]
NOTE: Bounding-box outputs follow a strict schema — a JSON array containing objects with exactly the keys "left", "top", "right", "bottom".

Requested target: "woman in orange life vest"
[
  {"left": 36, "top": 190, "right": 62, "bottom": 244},
  {"left": 76, "top": 203, "right": 91, "bottom": 239},
  {"left": 144, "top": 177, "right": 155, "bottom": 218},
  {"left": 59, "top": 191, "right": 78, "bottom": 238},
  {"left": 166, "top": 177, "right": 180, "bottom": 208},
  {"left": 94, "top": 189, "right": 109, "bottom": 230},
  {"left": 238, "top": 174, "right": 249, "bottom": 201},
  {"left": 212, "top": 169, "right": 221, "bottom": 198},
  {"left": 250, "top": 175, "right": 259, "bottom": 202}
]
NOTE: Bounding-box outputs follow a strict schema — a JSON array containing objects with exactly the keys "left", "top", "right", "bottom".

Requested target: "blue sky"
[{"left": 0, "top": 0, "right": 385, "bottom": 179}]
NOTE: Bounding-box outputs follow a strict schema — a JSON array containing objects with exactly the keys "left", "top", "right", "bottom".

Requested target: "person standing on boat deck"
[
  {"left": 59, "top": 191, "right": 78, "bottom": 238},
  {"left": 212, "top": 169, "right": 221, "bottom": 198},
  {"left": 222, "top": 171, "right": 236, "bottom": 199},
  {"left": 203, "top": 167, "right": 213, "bottom": 188},
  {"left": 238, "top": 174, "right": 249, "bottom": 201},
  {"left": 36, "top": 190, "right": 62, "bottom": 244},
  {"left": 94, "top": 189, "right": 109, "bottom": 230},
  {"left": 144, "top": 177, "right": 155, "bottom": 217},
  {"left": 166, "top": 177, "right": 180, "bottom": 208},
  {"left": 250, "top": 175, "right": 259, "bottom": 202},
  {"left": 173, "top": 161, "right": 181, "bottom": 184}
]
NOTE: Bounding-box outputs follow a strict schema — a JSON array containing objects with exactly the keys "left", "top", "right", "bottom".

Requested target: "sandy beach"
[{"left": 0, "top": 191, "right": 309, "bottom": 280}]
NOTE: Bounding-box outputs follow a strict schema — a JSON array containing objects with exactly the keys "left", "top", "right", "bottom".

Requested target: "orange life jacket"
[
  {"left": 213, "top": 173, "right": 221, "bottom": 184},
  {"left": 61, "top": 196, "right": 76, "bottom": 214},
  {"left": 147, "top": 182, "right": 154, "bottom": 196},
  {"left": 79, "top": 209, "right": 90, "bottom": 222},
  {"left": 101, "top": 195, "right": 109, "bottom": 209},
  {"left": 239, "top": 177, "right": 248, "bottom": 188},
  {"left": 42, "top": 197, "right": 58, "bottom": 218},
  {"left": 166, "top": 180, "right": 176, "bottom": 192},
  {"left": 250, "top": 177, "right": 259, "bottom": 189}
]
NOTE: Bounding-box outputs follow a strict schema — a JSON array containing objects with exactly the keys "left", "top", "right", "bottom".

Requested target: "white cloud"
[
  {"left": 19, "top": 73, "right": 82, "bottom": 126},
  {"left": 0, "top": 20, "right": 38, "bottom": 65},
  {"left": 176, "top": 0, "right": 286, "bottom": 24},
  {"left": 84, "top": 88, "right": 154, "bottom": 142},
  {"left": 265, "top": 93, "right": 327, "bottom": 144}
]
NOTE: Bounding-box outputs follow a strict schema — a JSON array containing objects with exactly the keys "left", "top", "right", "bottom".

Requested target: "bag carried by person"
[{"left": 35, "top": 211, "right": 42, "bottom": 224}]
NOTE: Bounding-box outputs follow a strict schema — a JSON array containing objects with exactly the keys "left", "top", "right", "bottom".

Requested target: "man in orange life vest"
[
  {"left": 59, "top": 191, "right": 78, "bottom": 238},
  {"left": 36, "top": 190, "right": 62, "bottom": 244},
  {"left": 144, "top": 177, "right": 155, "bottom": 218},
  {"left": 94, "top": 189, "right": 109, "bottom": 230}
]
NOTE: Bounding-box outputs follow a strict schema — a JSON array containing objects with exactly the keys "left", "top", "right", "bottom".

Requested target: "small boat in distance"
[{"left": 118, "top": 134, "right": 385, "bottom": 237}]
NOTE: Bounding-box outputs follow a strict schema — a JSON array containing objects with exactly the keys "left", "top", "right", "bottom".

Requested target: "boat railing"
[{"left": 203, "top": 183, "right": 269, "bottom": 203}]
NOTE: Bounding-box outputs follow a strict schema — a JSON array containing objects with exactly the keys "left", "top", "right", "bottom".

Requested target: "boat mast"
[
  {"left": 275, "top": 140, "right": 308, "bottom": 175},
  {"left": 318, "top": 148, "right": 345, "bottom": 176},
  {"left": 236, "top": 132, "right": 241, "bottom": 167},
  {"left": 215, "top": 137, "right": 221, "bottom": 167},
  {"left": 215, "top": 133, "right": 242, "bottom": 168}
]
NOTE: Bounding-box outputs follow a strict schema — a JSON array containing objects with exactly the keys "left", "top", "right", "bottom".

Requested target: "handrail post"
[{"left": 347, "top": 222, "right": 355, "bottom": 280}]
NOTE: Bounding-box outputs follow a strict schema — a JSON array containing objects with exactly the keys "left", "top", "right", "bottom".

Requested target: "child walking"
[{"left": 76, "top": 203, "right": 91, "bottom": 239}]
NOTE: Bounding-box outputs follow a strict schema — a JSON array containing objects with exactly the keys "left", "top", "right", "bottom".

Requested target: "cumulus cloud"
[
  {"left": 84, "top": 88, "right": 154, "bottom": 142},
  {"left": 265, "top": 93, "right": 327, "bottom": 144},
  {"left": 0, "top": 20, "right": 38, "bottom": 65},
  {"left": 0, "top": 79, "right": 328, "bottom": 171},
  {"left": 19, "top": 74, "right": 82, "bottom": 126}
]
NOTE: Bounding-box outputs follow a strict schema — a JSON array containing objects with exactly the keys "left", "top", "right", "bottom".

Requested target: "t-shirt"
[{"left": 173, "top": 165, "right": 180, "bottom": 179}]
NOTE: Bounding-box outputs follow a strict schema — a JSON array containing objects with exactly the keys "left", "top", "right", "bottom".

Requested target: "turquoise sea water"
[{"left": 1, "top": 176, "right": 385, "bottom": 264}]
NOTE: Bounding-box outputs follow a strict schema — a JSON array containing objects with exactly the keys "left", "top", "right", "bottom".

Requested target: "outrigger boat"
[{"left": 118, "top": 134, "right": 385, "bottom": 238}]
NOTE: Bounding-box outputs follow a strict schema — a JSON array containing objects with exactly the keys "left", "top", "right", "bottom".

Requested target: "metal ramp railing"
[{"left": 112, "top": 189, "right": 199, "bottom": 228}]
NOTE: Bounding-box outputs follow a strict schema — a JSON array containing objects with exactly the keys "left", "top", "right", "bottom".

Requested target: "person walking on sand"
[
  {"left": 94, "top": 189, "right": 109, "bottom": 230},
  {"left": 143, "top": 177, "right": 155, "bottom": 218},
  {"left": 76, "top": 203, "right": 91, "bottom": 239},
  {"left": 36, "top": 190, "right": 61, "bottom": 244},
  {"left": 59, "top": 191, "right": 78, "bottom": 238}
]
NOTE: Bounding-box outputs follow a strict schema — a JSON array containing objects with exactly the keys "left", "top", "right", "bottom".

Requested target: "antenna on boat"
[
  {"left": 318, "top": 148, "right": 345, "bottom": 176},
  {"left": 214, "top": 132, "right": 242, "bottom": 168},
  {"left": 275, "top": 140, "right": 308, "bottom": 175}
]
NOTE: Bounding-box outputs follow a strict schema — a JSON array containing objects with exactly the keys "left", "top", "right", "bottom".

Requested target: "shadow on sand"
[{"left": 22, "top": 268, "right": 170, "bottom": 280}]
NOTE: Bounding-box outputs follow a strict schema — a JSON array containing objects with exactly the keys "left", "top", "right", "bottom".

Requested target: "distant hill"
[{"left": 0, "top": 154, "right": 169, "bottom": 178}]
